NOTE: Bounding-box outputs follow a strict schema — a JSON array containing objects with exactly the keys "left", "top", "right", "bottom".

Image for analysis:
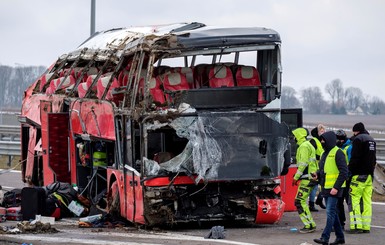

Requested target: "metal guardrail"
[
  {"left": 0, "top": 125, "right": 20, "bottom": 141},
  {"left": 0, "top": 140, "right": 20, "bottom": 155},
  {"left": 0, "top": 125, "right": 20, "bottom": 167},
  {"left": 0, "top": 124, "right": 384, "bottom": 163},
  {"left": 375, "top": 138, "right": 385, "bottom": 162}
]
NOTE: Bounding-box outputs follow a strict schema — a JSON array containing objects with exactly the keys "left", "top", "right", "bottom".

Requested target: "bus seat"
[
  {"left": 39, "top": 73, "right": 55, "bottom": 91},
  {"left": 179, "top": 67, "right": 194, "bottom": 88},
  {"left": 148, "top": 77, "right": 166, "bottom": 104},
  {"left": 208, "top": 65, "right": 234, "bottom": 88},
  {"left": 96, "top": 76, "right": 119, "bottom": 99},
  {"left": 85, "top": 74, "right": 97, "bottom": 88},
  {"left": 49, "top": 75, "right": 76, "bottom": 92},
  {"left": 163, "top": 72, "right": 190, "bottom": 91},
  {"left": 77, "top": 82, "right": 89, "bottom": 98},
  {"left": 236, "top": 66, "right": 266, "bottom": 105},
  {"left": 154, "top": 66, "right": 171, "bottom": 77},
  {"left": 137, "top": 77, "right": 166, "bottom": 104},
  {"left": 45, "top": 86, "right": 53, "bottom": 95},
  {"left": 193, "top": 64, "right": 210, "bottom": 88},
  {"left": 235, "top": 66, "right": 261, "bottom": 86},
  {"left": 118, "top": 70, "right": 130, "bottom": 86}
]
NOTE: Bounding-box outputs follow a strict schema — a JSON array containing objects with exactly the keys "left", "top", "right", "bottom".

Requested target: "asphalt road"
[
  {"left": 0, "top": 169, "right": 27, "bottom": 191},
  {"left": 1, "top": 170, "right": 385, "bottom": 245}
]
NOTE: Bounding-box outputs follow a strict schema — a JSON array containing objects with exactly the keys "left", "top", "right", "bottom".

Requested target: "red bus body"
[{"left": 19, "top": 22, "right": 291, "bottom": 227}]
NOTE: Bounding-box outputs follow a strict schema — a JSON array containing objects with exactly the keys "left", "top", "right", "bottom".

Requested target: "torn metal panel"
[
  {"left": 25, "top": 126, "right": 37, "bottom": 184},
  {"left": 22, "top": 94, "right": 66, "bottom": 126}
]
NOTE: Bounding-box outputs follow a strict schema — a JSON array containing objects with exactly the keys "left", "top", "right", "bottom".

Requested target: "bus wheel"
[{"left": 108, "top": 181, "right": 120, "bottom": 218}]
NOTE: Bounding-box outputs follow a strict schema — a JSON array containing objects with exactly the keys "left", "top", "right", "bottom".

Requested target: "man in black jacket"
[
  {"left": 313, "top": 131, "right": 348, "bottom": 245},
  {"left": 348, "top": 122, "right": 377, "bottom": 234}
]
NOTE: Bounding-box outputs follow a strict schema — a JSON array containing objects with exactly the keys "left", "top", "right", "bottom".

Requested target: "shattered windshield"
[{"left": 144, "top": 111, "right": 289, "bottom": 183}]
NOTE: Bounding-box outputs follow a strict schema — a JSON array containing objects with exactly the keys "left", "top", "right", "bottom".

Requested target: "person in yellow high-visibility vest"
[
  {"left": 292, "top": 127, "right": 318, "bottom": 233},
  {"left": 93, "top": 142, "right": 107, "bottom": 167},
  {"left": 348, "top": 122, "right": 377, "bottom": 234},
  {"left": 335, "top": 129, "right": 352, "bottom": 230},
  {"left": 309, "top": 125, "right": 326, "bottom": 212},
  {"left": 313, "top": 131, "right": 348, "bottom": 245}
]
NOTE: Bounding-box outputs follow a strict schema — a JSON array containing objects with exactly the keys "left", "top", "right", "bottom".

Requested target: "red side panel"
[
  {"left": 124, "top": 171, "right": 145, "bottom": 223},
  {"left": 41, "top": 100, "right": 70, "bottom": 185},
  {"left": 22, "top": 94, "right": 66, "bottom": 126},
  {"left": 255, "top": 198, "right": 285, "bottom": 224},
  {"left": 144, "top": 175, "right": 197, "bottom": 186},
  {"left": 25, "top": 127, "right": 37, "bottom": 184},
  {"left": 133, "top": 174, "right": 144, "bottom": 224},
  {"left": 107, "top": 168, "right": 145, "bottom": 224},
  {"left": 70, "top": 100, "right": 116, "bottom": 140},
  {"left": 280, "top": 165, "right": 298, "bottom": 211}
]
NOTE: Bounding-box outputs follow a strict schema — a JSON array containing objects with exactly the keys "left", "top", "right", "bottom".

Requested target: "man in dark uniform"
[{"left": 348, "top": 122, "right": 377, "bottom": 234}]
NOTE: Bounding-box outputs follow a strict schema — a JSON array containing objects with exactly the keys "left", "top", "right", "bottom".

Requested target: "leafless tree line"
[{"left": 282, "top": 79, "right": 385, "bottom": 115}]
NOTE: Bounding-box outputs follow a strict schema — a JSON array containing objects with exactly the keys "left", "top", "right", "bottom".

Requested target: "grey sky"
[{"left": 1, "top": 0, "right": 384, "bottom": 101}]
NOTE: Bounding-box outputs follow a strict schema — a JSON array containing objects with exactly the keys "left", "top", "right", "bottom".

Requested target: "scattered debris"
[
  {"left": 205, "top": 226, "right": 225, "bottom": 239},
  {"left": 0, "top": 221, "right": 59, "bottom": 234}
]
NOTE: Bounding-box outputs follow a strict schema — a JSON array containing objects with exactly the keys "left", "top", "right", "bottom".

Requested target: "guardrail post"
[{"left": 7, "top": 155, "right": 13, "bottom": 167}]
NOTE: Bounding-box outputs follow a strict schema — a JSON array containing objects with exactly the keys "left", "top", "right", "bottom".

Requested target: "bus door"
[
  {"left": 40, "top": 100, "right": 71, "bottom": 185},
  {"left": 121, "top": 119, "right": 140, "bottom": 222}
]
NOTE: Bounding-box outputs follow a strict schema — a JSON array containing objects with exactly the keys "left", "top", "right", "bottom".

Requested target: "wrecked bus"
[{"left": 19, "top": 22, "right": 291, "bottom": 226}]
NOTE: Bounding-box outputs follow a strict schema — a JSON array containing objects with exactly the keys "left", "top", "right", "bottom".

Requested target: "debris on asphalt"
[
  {"left": 0, "top": 220, "right": 58, "bottom": 234},
  {"left": 204, "top": 225, "right": 225, "bottom": 239}
]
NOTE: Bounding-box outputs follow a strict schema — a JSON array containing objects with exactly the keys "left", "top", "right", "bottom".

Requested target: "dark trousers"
[{"left": 322, "top": 196, "right": 345, "bottom": 242}]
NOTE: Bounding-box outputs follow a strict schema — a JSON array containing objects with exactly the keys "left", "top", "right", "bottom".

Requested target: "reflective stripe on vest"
[
  {"left": 324, "top": 146, "right": 346, "bottom": 189},
  {"left": 313, "top": 137, "right": 324, "bottom": 160},
  {"left": 93, "top": 151, "right": 107, "bottom": 166},
  {"left": 342, "top": 145, "right": 349, "bottom": 164}
]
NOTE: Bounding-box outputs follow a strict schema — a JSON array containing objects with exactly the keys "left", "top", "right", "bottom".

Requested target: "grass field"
[
  {"left": 304, "top": 114, "right": 385, "bottom": 137},
  {"left": 0, "top": 155, "right": 21, "bottom": 170}
]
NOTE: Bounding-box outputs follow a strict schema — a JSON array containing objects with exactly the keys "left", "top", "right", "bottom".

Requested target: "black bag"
[
  {"left": 44, "top": 182, "right": 78, "bottom": 202},
  {"left": 2, "top": 188, "right": 22, "bottom": 208},
  {"left": 21, "top": 187, "right": 46, "bottom": 221}
]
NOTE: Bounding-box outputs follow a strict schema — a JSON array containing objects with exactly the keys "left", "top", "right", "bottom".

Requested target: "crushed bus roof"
[{"left": 71, "top": 22, "right": 280, "bottom": 59}]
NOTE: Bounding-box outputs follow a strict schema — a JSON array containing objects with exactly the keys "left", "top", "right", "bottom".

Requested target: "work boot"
[
  {"left": 315, "top": 195, "right": 326, "bottom": 209},
  {"left": 299, "top": 226, "right": 316, "bottom": 233},
  {"left": 309, "top": 201, "right": 319, "bottom": 212},
  {"left": 314, "top": 238, "right": 328, "bottom": 245}
]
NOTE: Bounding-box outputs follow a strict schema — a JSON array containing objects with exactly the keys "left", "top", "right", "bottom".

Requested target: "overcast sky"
[{"left": 1, "top": 0, "right": 384, "bottom": 101}]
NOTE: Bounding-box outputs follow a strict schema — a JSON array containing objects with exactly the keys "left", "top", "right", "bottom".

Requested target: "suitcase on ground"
[
  {"left": 0, "top": 207, "right": 6, "bottom": 222},
  {"left": 6, "top": 206, "right": 22, "bottom": 221},
  {"left": 21, "top": 187, "right": 46, "bottom": 221}
]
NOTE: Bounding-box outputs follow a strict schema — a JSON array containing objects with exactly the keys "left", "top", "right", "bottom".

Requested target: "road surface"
[{"left": 1, "top": 170, "right": 385, "bottom": 245}]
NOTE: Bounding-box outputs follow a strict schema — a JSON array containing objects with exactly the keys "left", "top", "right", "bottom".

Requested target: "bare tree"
[
  {"left": 1, "top": 65, "right": 46, "bottom": 109},
  {"left": 367, "top": 96, "right": 385, "bottom": 115},
  {"left": 300, "top": 86, "right": 327, "bottom": 114},
  {"left": 281, "top": 86, "right": 301, "bottom": 108},
  {"left": 325, "top": 79, "right": 345, "bottom": 114},
  {"left": 344, "top": 87, "right": 364, "bottom": 111},
  {"left": 325, "top": 79, "right": 344, "bottom": 104},
  {"left": 0, "top": 66, "right": 13, "bottom": 110}
]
